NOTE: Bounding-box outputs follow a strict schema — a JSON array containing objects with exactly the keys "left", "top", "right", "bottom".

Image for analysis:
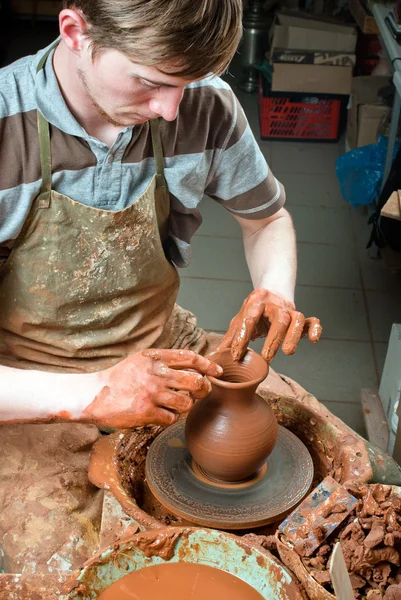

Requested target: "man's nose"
[{"left": 149, "top": 87, "right": 185, "bottom": 121}]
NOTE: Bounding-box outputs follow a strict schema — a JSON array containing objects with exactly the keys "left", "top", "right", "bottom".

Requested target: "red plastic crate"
[
  {"left": 355, "top": 56, "right": 380, "bottom": 75},
  {"left": 258, "top": 81, "right": 342, "bottom": 141},
  {"left": 356, "top": 32, "right": 381, "bottom": 57}
]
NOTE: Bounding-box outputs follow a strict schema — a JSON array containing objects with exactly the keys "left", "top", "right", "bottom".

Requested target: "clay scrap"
[{"left": 300, "top": 485, "right": 401, "bottom": 599}]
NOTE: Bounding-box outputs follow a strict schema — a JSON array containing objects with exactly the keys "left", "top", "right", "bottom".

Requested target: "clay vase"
[{"left": 185, "top": 348, "right": 279, "bottom": 483}]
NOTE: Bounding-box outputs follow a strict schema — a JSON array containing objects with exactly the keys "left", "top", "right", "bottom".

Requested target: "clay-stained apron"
[
  {"left": 0, "top": 44, "right": 183, "bottom": 575},
  {"left": 0, "top": 66, "right": 179, "bottom": 372}
]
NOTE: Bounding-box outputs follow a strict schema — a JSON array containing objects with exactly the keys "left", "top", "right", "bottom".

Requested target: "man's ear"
[{"left": 59, "top": 8, "right": 89, "bottom": 55}]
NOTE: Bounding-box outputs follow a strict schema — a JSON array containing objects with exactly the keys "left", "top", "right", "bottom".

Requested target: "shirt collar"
[
  {"left": 32, "top": 38, "right": 88, "bottom": 138},
  {"left": 32, "top": 38, "right": 134, "bottom": 144}
]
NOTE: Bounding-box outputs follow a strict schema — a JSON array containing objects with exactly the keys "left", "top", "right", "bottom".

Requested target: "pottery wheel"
[{"left": 145, "top": 421, "right": 314, "bottom": 530}]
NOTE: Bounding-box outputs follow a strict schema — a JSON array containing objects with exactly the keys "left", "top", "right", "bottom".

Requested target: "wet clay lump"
[
  {"left": 297, "top": 484, "right": 401, "bottom": 598},
  {"left": 98, "top": 562, "right": 264, "bottom": 599},
  {"left": 185, "top": 348, "right": 278, "bottom": 482}
]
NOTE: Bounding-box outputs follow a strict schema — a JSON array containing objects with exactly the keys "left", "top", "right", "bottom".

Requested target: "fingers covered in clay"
[
  {"left": 303, "top": 317, "right": 323, "bottom": 342},
  {"left": 156, "top": 390, "right": 194, "bottom": 413},
  {"left": 132, "top": 407, "right": 180, "bottom": 427},
  {"left": 151, "top": 363, "right": 212, "bottom": 398},
  {"left": 282, "top": 311, "right": 305, "bottom": 355},
  {"left": 230, "top": 304, "right": 265, "bottom": 361},
  {"left": 143, "top": 349, "right": 223, "bottom": 377},
  {"left": 261, "top": 304, "right": 292, "bottom": 363},
  {"left": 82, "top": 349, "right": 220, "bottom": 429},
  {"left": 216, "top": 288, "right": 321, "bottom": 364}
]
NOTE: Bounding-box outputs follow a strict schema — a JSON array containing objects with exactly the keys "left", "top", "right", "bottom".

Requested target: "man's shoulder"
[
  {"left": 177, "top": 75, "right": 237, "bottom": 134},
  {"left": 184, "top": 76, "right": 235, "bottom": 109},
  {"left": 187, "top": 75, "right": 233, "bottom": 92},
  {"left": 0, "top": 54, "right": 37, "bottom": 119}
]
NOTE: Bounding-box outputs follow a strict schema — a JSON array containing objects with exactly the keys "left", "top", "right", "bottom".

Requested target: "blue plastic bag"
[{"left": 336, "top": 136, "right": 400, "bottom": 208}]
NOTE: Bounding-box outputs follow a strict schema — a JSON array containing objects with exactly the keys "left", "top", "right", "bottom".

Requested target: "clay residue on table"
[
  {"left": 0, "top": 573, "right": 70, "bottom": 600},
  {"left": 299, "top": 484, "right": 401, "bottom": 599},
  {"left": 383, "top": 584, "right": 401, "bottom": 599},
  {"left": 242, "top": 533, "right": 278, "bottom": 554}
]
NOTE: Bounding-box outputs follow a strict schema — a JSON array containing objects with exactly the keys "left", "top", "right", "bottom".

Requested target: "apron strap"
[
  {"left": 37, "top": 111, "right": 52, "bottom": 204},
  {"left": 35, "top": 40, "right": 60, "bottom": 207},
  {"left": 36, "top": 39, "right": 60, "bottom": 74},
  {"left": 150, "top": 119, "right": 166, "bottom": 183}
]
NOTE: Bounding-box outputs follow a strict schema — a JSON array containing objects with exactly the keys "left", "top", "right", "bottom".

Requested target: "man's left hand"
[{"left": 216, "top": 289, "right": 322, "bottom": 363}]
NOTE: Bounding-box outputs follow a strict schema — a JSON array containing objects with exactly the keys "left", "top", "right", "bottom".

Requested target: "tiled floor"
[{"left": 4, "top": 20, "right": 401, "bottom": 438}]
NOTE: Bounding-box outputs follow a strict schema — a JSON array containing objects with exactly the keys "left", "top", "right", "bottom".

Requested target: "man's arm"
[
  {"left": 216, "top": 207, "right": 321, "bottom": 362},
  {"left": 234, "top": 207, "right": 296, "bottom": 303},
  {"left": 0, "top": 350, "right": 222, "bottom": 427},
  {"left": 0, "top": 365, "right": 102, "bottom": 423}
]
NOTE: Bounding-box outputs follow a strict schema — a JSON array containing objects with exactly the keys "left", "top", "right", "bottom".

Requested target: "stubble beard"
[{"left": 77, "top": 68, "right": 127, "bottom": 128}]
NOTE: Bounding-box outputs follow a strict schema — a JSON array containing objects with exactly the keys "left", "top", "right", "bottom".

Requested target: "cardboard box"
[
  {"left": 271, "top": 13, "right": 357, "bottom": 52},
  {"left": 271, "top": 63, "right": 353, "bottom": 94},
  {"left": 349, "top": 0, "right": 379, "bottom": 34},
  {"left": 354, "top": 104, "right": 387, "bottom": 146},
  {"left": 346, "top": 75, "right": 388, "bottom": 148},
  {"left": 271, "top": 50, "right": 356, "bottom": 66},
  {"left": 269, "top": 13, "right": 357, "bottom": 94}
]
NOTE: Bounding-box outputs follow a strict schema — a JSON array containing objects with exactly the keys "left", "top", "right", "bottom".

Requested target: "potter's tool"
[
  {"left": 329, "top": 542, "right": 354, "bottom": 600},
  {"left": 145, "top": 420, "right": 314, "bottom": 530},
  {"left": 279, "top": 476, "right": 357, "bottom": 557}
]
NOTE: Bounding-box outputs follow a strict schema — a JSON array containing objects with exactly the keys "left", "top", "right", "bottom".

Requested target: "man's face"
[{"left": 76, "top": 44, "right": 195, "bottom": 127}]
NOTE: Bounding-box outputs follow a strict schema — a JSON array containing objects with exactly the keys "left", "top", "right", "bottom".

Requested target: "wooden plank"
[
  {"left": 381, "top": 191, "right": 401, "bottom": 221},
  {"left": 361, "top": 388, "right": 390, "bottom": 452}
]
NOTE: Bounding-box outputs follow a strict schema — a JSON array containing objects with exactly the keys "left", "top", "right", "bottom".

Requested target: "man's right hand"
[{"left": 81, "top": 349, "right": 223, "bottom": 429}]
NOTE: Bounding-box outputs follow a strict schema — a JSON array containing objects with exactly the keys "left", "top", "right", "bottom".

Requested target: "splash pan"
[{"left": 145, "top": 421, "right": 314, "bottom": 529}]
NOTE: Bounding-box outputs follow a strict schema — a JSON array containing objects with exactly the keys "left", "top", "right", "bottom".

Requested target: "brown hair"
[{"left": 62, "top": 0, "right": 243, "bottom": 78}]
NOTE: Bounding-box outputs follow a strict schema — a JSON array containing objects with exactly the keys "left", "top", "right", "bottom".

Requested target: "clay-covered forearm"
[
  {"left": 0, "top": 364, "right": 102, "bottom": 424},
  {"left": 218, "top": 208, "right": 321, "bottom": 362},
  {"left": 239, "top": 207, "right": 296, "bottom": 303},
  {"left": 0, "top": 350, "right": 222, "bottom": 428}
]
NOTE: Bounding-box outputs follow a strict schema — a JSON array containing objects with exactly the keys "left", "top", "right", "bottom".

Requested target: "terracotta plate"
[{"left": 145, "top": 421, "right": 314, "bottom": 530}]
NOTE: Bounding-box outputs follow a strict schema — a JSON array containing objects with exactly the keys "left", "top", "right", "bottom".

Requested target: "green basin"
[{"left": 68, "top": 527, "right": 303, "bottom": 599}]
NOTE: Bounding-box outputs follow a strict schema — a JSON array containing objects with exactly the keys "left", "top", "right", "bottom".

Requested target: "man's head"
[{"left": 59, "top": 0, "right": 242, "bottom": 127}]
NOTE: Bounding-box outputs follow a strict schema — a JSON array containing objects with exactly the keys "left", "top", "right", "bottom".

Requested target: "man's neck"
[{"left": 53, "top": 42, "right": 125, "bottom": 146}]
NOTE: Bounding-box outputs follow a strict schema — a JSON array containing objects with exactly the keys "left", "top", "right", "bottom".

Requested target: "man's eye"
[{"left": 140, "top": 79, "right": 161, "bottom": 91}]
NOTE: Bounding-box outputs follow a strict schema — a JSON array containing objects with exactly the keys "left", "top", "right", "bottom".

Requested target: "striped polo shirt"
[{"left": 0, "top": 40, "right": 285, "bottom": 268}]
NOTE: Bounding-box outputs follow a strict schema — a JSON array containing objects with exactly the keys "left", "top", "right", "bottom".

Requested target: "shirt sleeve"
[{"left": 204, "top": 93, "right": 286, "bottom": 220}]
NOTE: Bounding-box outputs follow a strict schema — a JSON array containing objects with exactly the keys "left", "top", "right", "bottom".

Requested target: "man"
[{"left": 0, "top": 0, "right": 321, "bottom": 576}]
